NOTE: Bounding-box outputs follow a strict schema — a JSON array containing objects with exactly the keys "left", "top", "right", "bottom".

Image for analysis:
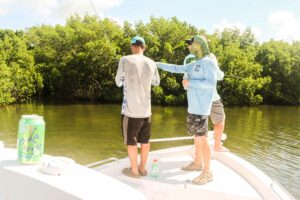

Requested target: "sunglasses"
[{"left": 185, "top": 37, "right": 194, "bottom": 45}]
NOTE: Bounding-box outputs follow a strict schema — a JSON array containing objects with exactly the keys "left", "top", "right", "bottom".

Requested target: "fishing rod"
[{"left": 89, "top": 0, "right": 99, "bottom": 16}]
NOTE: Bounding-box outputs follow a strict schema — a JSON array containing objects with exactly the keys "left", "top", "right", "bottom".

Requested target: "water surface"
[{"left": 0, "top": 103, "right": 299, "bottom": 199}]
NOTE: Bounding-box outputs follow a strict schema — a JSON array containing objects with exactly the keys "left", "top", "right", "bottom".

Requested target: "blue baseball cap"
[{"left": 131, "top": 36, "right": 145, "bottom": 46}]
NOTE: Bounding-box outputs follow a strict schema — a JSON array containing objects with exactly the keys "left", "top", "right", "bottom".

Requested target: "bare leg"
[
  {"left": 192, "top": 137, "right": 213, "bottom": 185},
  {"left": 127, "top": 145, "right": 139, "bottom": 175},
  {"left": 139, "top": 143, "right": 150, "bottom": 173},
  {"left": 213, "top": 121, "right": 229, "bottom": 152},
  {"left": 191, "top": 136, "right": 213, "bottom": 185},
  {"left": 200, "top": 135, "right": 211, "bottom": 172},
  {"left": 194, "top": 136, "right": 202, "bottom": 165}
]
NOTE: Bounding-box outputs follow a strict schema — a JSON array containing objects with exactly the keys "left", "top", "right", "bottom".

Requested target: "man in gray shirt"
[{"left": 115, "top": 36, "right": 160, "bottom": 178}]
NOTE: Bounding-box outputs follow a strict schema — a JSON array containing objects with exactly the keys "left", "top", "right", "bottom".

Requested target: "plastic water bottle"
[{"left": 151, "top": 159, "right": 159, "bottom": 178}]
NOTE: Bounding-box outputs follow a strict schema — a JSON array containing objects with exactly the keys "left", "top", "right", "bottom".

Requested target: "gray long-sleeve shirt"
[{"left": 115, "top": 54, "right": 160, "bottom": 118}]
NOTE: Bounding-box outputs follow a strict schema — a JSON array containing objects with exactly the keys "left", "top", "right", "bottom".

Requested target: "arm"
[
  {"left": 210, "top": 53, "right": 224, "bottom": 80},
  {"left": 213, "top": 57, "right": 224, "bottom": 80},
  {"left": 183, "top": 54, "right": 193, "bottom": 88},
  {"left": 216, "top": 69, "right": 224, "bottom": 80},
  {"left": 188, "top": 61, "right": 217, "bottom": 89},
  {"left": 152, "top": 65, "right": 160, "bottom": 86},
  {"left": 115, "top": 58, "right": 125, "bottom": 87},
  {"left": 182, "top": 73, "right": 189, "bottom": 89},
  {"left": 156, "top": 62, "right": 189, "bottom": 74},
  {"left": 183, "top": 73, "right": 189, "bottom": 80}
]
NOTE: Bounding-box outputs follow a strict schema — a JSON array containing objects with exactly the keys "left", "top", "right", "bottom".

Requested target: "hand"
[{"left": 182, "top": 79, "right": 189, "bottom": 89}]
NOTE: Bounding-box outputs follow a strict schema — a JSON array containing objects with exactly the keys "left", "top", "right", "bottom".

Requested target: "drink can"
[{"left": 17, "top": 115, "right": 45, "bottom": 164}]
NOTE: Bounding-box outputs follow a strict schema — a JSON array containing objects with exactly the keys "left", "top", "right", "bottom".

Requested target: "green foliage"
[
  {"left": 26, "top": 15, "right": 122, "bottom": 100},
  {"left": 0, "top": 15, "right": 299, "bottom": 106},
  {"left": 164, "top": 93, "right": 185, "bottom": 105},
  {"left": 139, "top": 16, "right": 197, "bottom": 63},
  {"left": 152, "top": 86, "right": 164, "bottom": 104},
  {"left": 256, "top": 40, "right": 300, "bottom": 105},
  {"left": 209, "top": 28, "right": 270, "bottom": 105},
  {"left": 0, "top": 29, "right": 42, "bottom": 105},
  {"left": 0, "top": 63, "right": 14, "bottom": 104}
]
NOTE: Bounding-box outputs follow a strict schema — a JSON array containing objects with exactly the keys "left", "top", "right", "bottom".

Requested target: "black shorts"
[
  {"left": 121, "top": 115, "right": 151, "bottom": 145},
  {"left": 187, "top": 113, "right": 208, "bottom": 136}
]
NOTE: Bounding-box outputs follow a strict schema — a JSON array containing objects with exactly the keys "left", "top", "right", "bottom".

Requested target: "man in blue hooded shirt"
[{"left": 156, "top": 35, "right": 217, "bottom": 185}]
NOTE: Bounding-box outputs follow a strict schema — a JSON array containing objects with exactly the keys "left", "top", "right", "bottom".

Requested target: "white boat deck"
[
  {"left": 95, "top": 145, "right": 293, "bottom": 200},
  {"left": 1, "top": 140, "right": 294, "bottom": 200},
  {"left": 0, "top": 147, "right": 145, "bottom": 200}
]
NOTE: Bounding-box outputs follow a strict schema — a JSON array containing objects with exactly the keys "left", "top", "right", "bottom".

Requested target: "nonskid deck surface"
[{"left": 96, "top": 146, "right": 263, "bottom": 200}]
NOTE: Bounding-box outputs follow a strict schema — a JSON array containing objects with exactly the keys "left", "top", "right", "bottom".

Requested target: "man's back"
[{"left": 115, "top": 54, "right": 160, "bottom": 118}]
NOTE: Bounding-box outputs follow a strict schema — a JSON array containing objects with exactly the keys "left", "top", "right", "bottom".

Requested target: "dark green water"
[{"left": 0, "top": 103, "right": 299, "bottom": 199}]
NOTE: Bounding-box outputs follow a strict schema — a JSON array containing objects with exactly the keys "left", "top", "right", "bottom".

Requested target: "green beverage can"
[{"left": 17, "top": 114, "right": 45, "bottom": 164}]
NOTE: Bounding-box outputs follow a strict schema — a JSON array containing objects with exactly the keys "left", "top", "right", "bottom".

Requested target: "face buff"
[{"left": 190, "top": 35, "right": 210, "bottom": 59}]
